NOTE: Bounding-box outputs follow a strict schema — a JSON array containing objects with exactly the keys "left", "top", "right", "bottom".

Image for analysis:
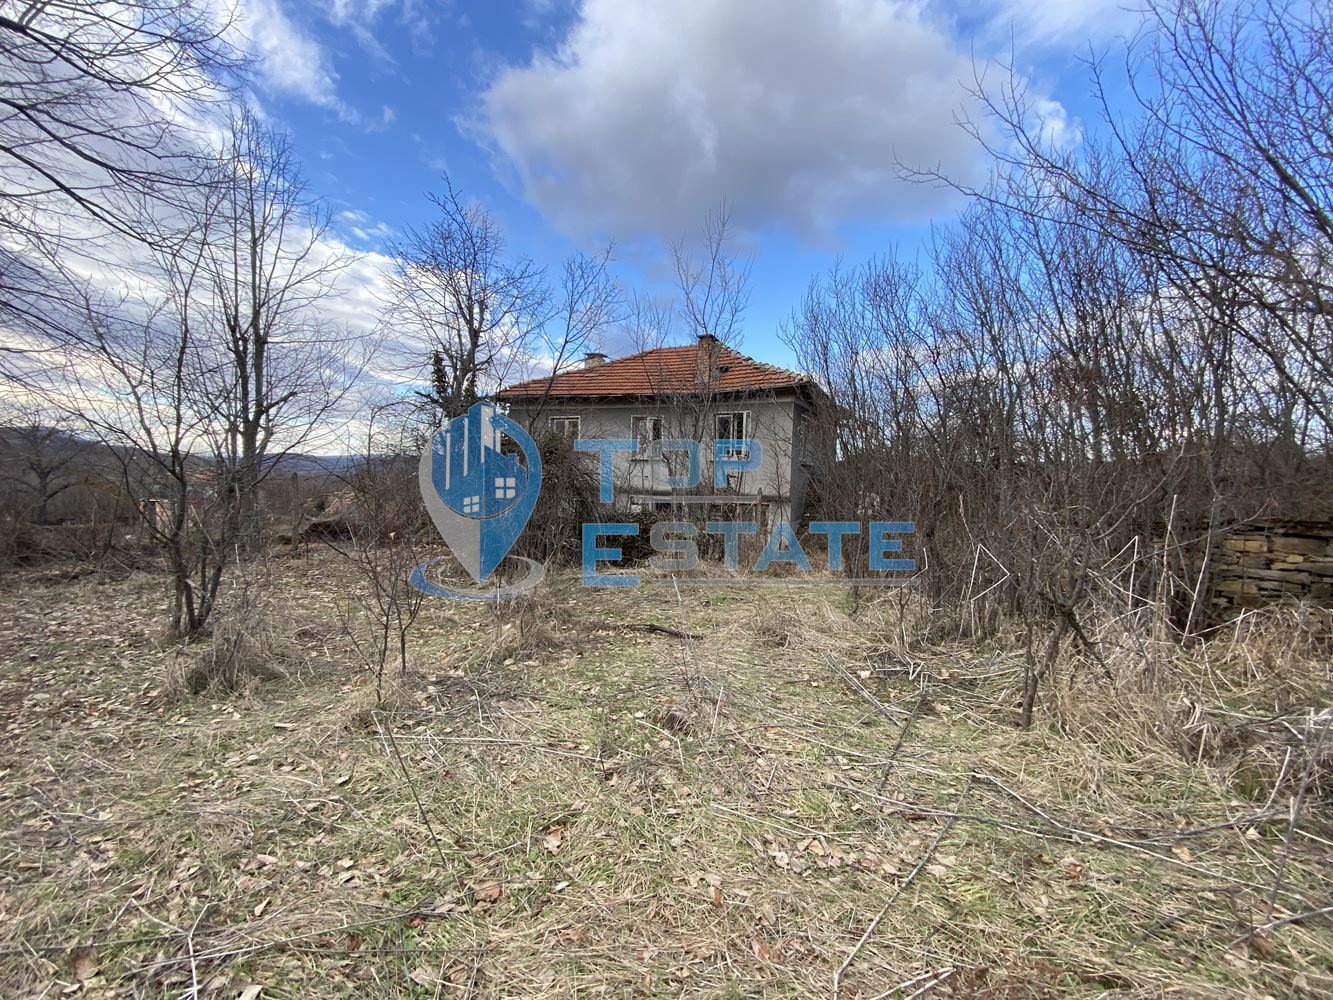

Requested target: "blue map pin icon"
[{"left": 418, "top": 402, "right": 542, "bottom": 583}]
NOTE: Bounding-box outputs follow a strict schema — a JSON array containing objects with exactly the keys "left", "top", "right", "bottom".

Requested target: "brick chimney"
[
  {"left": 582, "top": 351, "right": 608, "bottom": 369},
  {"left": 695, "top": 333, "right": 721, "bottom": 384}
]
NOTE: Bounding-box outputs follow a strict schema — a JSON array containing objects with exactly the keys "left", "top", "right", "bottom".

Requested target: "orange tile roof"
[{"left": 496, "top": 342, "right": 814, "bottom": 400}]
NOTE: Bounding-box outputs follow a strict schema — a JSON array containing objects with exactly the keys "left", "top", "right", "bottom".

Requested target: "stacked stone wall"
[{"left": 1204, "top": 519, "right": 1333, "bottom": 616}]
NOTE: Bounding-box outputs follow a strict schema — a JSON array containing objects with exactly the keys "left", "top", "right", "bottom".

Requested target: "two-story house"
[{"left": 496, "top": 334, "right": 828, "bottom": 525}]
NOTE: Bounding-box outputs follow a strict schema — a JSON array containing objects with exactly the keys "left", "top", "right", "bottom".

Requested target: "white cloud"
[
  {"left": 990, "top": 0, "right": 1133, "bottom": 47},
  {"left": 478, "top": 0, "right": 990, "bottom": 242},
  {"left": 329, "top": 0, "right": 400, "bottom": 23},
  {"left": 238, "top": 0, "right": 348, "bottom": 116},
  {"left": 234, "top": 1, "right": 440, "bottom": 118},
  {"left": 326, "top": 0, "right": 441, "bottom": 60},
  {"left": 336, "top": 209, "right": 394, "bottom": 244},
  {"left": 1031, "top": 97, "right": 1081, "bottom": 151}
]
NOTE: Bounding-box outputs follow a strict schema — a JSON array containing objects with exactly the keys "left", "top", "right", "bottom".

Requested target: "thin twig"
[
  {"left": 376, "top": 714, "right": 453, "bottom": 877},
  {"left": 184, "top": 902, "right": 210, "bottom": 999},
  {"left": 626, "top": 621, "right": 702, "bottom": 641},
  {"left": 875, "top": 693, "right": 926, "bottom": 795},
  {"left": 1229, "top": 904, "right": 1333, "bottom": 948},
  {"left": 832, "top": 779, "right": 970, "bottom": 999},
  {"left": 1265, "top": 710, "right": 1333, "bottom": 919}
]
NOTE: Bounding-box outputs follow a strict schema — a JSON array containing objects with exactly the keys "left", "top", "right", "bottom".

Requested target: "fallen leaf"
[
  {"left": 69, "top": 948, "right": 97, "bottom": 982},
  {"left": 543, "top": 827, "right": 563, "bottom": 855},
  {"left": 238, "top": 986, "right": 263, "bottom": 1000},
  {"left": 752, "top": 938, "right": 782, "bottom": 961},
  {"left": 407, "top": 968, "right": 437, "bottom": 987},
  {"left": 474, "top": 881, "right": 502, "bottom": 903},
  {"left": 1244, "top": 932, "right": 1276, "bottom": 960}
]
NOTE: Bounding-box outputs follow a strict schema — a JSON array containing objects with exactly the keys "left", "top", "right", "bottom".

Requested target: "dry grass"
[
  {"left": 169, "top": 579, "right": 304, "bottom": 696},
  {"left": 0, "top": 552, "right": 1329, "bottom": 998}
]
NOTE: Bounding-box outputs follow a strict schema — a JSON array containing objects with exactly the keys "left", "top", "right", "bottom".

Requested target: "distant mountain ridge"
[{"left": 0, "top": 426, "right": 359, "bottom": 479}]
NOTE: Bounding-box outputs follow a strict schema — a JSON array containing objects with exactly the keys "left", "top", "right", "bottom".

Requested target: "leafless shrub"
[
  {"left": 324, "top": 414, "right": 429, "bottom": 702},
  {"left": 168, "top": 580, "right": 296, "bottom": 695},
  {"left": 513, "top": 432, "right": 605, "bottom": 567},
  {"left": 781, "top": 0, "right": 1332, "bottom": 731}
]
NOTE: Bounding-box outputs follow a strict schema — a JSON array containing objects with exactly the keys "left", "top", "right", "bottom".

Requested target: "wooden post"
[{"left": 290, "top": 471, "right": 302, "bottom": 557}]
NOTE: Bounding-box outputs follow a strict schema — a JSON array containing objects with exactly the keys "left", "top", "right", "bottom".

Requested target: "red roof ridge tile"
[{"left": 496, "top": 342, "right": 813, "bottom": 400}]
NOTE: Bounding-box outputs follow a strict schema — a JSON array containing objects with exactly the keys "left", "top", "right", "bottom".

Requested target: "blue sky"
[{"left": 240, "top": 0, "right": 1138, "bottom": 367}]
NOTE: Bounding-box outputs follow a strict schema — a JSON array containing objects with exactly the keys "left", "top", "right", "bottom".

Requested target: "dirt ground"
[{"left": 0, "top": 551, "right": 1330, "bottom": 997}]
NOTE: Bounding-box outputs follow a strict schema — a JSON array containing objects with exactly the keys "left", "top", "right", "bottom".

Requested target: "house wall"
[
  {"left": 504, "top": 392, "right": 814, "bottom": 522},
  {"left": 787, "top": 395, "right": 822, "bottom": 524}
]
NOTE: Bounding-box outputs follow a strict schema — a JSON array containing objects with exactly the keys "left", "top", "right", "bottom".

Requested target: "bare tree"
[
  {"left": 0, "top": 404, "right": 89, "bottom": 524},
  {"left": 672, "top": 204, "right": 752, "bottom": 347},
  {"left": 775, "top": 0, "right": 1333, "bottom": 729},
  {"left": 637, "top": 207, "right": 759, "bottom": 497},
  {"left": 517, "top": 247, "right": 623, "bottom": 429},
  {"left": 943, "top": 0, "right": 1333, "bottom": 435},
  {"left": 58, "top": 261, "right": 237, "bottom": 638},
  {"left": 784, "top": 188, "right": 1232, "bottom": 718},
  {"left": 200, "top": 107, "right": 353, "bottom": 548},
  {"left": 50, "top": 112, "right": 357, "bottom": 638},
  {"left": 0, "top": 0, "right": 241, "bottom": 368},
  {"left": 384, "top": 179, "right": 550, "bottom": 420}
]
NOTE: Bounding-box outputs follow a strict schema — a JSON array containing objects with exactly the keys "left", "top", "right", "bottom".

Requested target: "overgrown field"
[{"left": 1, "top": 553, "right": 1330, "bottom": 997}]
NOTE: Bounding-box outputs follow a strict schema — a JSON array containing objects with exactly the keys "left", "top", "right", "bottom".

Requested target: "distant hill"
[
  {"left": 267, "top": 453, "right": 359, "bottom": 477},
  {"left": 0, "top": 427, "right": 360, "bottom": 481}
]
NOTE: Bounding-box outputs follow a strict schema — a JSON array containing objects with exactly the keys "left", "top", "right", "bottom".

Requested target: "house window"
[
  {"left": 548, "top": 415, "right": 581, "bottom": 438},
  {"left": 631, "top": 415, "right": 663, "bottom": 456},
  {"left": 462, "top": 495, "right": 481, "bottom": 515},
  {"left": 494, "top": 476, "right": 517, "bottom": 500},
  {"left": 715, "top": 410, "right": 750, "bottom": 459}
]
